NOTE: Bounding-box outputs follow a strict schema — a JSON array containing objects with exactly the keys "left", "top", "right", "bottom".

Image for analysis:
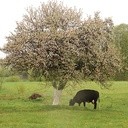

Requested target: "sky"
[{"left": 0, "top": 0, "right": 128, "bottom": 58}]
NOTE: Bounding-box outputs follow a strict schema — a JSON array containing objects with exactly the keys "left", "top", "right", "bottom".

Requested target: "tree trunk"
[
  {"left": 52, "top": 88, "right": 62, "bottom": 105},
  {"left": 52, "top": 79, "right": 67, "bottom": 105}
]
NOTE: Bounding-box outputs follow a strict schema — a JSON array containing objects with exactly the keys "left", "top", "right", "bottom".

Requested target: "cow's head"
[{"left": 69, "top": 99, "right": 75, "bottom": 106}]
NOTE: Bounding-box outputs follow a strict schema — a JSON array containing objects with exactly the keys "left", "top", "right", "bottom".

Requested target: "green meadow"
[{"left": 0, "top": 81, "right": 128, "bottom": 128}]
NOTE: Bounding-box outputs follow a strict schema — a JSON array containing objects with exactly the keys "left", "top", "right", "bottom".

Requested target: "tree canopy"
[
  {"left": 2, "top": 1, "right": 122, "bottom": 88},
  {"left": 114, "top": 24, "right": 128, "bottom": 80}
]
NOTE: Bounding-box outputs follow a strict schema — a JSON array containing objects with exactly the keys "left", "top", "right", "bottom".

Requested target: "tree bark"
[
  {"left": 52, "top": 88, "right": 62, "bottom": 105},
  {"left": 52, "top": 79, "right": 67, "bottom": 105}
]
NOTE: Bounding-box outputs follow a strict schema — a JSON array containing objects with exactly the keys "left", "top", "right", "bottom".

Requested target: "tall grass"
[{"left": 0, "top": 81, "right": 128, "bottom": 128}]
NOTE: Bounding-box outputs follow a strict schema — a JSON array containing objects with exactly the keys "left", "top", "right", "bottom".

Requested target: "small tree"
[{"left": 2, "top": 1, "right": 122, "bottom": 105}]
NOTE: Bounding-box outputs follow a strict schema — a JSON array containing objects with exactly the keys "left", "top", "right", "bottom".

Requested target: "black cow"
[{"left": 69, "top": 89, "right": 99, "bottom": 109}]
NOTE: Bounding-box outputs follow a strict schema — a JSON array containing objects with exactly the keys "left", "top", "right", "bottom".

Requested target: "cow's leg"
[
  {"left": 94, "top": 101, "right": 97, "bottom": 109},
  {"left": 83, "top": 102, "right": 86, "bottom": 107}
]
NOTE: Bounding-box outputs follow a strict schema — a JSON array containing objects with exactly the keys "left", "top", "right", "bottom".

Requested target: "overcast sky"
[{"left": 0, "top": 0, "right": 128, "bottom": 58}]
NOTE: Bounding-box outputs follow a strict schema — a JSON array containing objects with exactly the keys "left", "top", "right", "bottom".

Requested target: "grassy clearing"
[{"left": 0, "top": 81, "right": 128, "bottom": 128}]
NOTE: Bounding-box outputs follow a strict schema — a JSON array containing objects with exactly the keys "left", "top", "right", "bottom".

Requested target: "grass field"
[{"left": 0, "top": 81, "right": 128, "bottom": 128}]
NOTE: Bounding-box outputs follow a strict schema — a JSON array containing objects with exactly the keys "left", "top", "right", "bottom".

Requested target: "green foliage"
[
  {"left": 28, "top": 69, "right": 44, "bottom": 82},
  {"left": 114, "top": 24, "right": 128, "bottom": 80},
  {"left": 0, "top": 66, "right": 6, "bottom": 88},
  {"left": 0, "top": 81, "right": 128, "bottom": 128},
  {"left": 5, "top": 76, "right": 21, "bottom": 82},
  {"left": 0, "top": 62, "right": 17, "bottom": 89},
  {"left": 114, "top": 24, "right": 128, "bottom": 59}
]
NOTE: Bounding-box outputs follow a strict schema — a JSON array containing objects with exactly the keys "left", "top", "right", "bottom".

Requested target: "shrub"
[{"left": 5, "top": 76, "right": 21, "bottom": 82}]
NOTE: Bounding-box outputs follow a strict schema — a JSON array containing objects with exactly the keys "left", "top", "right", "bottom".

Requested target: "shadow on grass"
[
  {"left": 0, "top": 98, "right": 121, "bottom": 113},
  {"left": 0, "top": 103, "right": 100, "bottom": 114}
]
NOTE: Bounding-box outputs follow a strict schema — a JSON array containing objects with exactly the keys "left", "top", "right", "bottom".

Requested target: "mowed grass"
[{"left": 0, "top": 81, "right": 128, "bottom": 128}]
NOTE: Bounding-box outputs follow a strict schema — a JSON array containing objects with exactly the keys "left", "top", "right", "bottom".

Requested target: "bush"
[
  {"left": 28, "top": 76, "right": 45, "bottom": 82},
  {"left": 5, "top": 76, "right": 21, "bottom": 82}
]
